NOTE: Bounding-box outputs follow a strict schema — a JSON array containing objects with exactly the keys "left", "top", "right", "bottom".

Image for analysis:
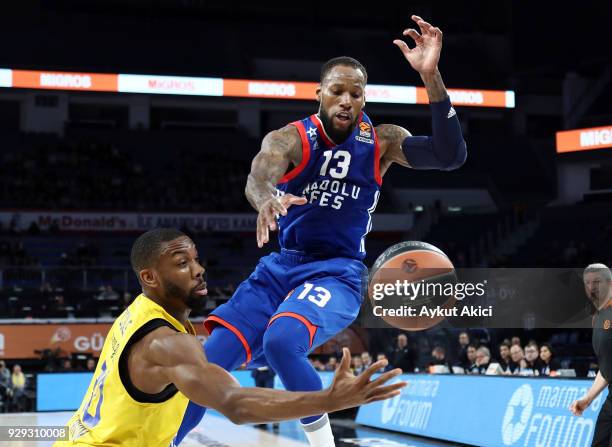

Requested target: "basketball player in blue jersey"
[{"left": 177, "top": 15, "right": 466, "bottom": 446}]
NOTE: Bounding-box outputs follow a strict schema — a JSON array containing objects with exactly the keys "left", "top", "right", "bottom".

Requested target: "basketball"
[{"left": 368, "top": 241, "right": 457, "bottom": 331}]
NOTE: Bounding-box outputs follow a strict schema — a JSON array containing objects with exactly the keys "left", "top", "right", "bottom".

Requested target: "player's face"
[
  {"left": 156, "top": 236, "right": 207, "bottom": 309},
  {"left": 317, "top": 65, "right": 366, "bottom": 144},
  {"left": 584, "top": 272, "right": 611, "bottom": 309}
]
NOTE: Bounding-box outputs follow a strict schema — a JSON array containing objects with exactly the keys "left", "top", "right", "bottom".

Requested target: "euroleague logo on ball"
[{"left": 401, "top": 258, "right": 418, "bottom": 273}]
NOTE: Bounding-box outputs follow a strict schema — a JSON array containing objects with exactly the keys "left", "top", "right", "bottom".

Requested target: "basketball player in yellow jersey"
[{"left": 54, "top": 228, "right": 406, "bottom": 447}]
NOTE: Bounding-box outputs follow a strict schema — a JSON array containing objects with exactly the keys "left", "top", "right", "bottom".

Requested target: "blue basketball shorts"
[{"left": 204, "top": 249, "right": 367, "bottom": 366}]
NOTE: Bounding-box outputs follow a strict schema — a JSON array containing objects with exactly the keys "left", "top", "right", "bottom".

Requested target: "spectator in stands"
[
  {"left": 376, "top": 354, "right": 393, "bottom": 373},
  {"left": 523, "top": 342, "right": 543, "bottom": 374},
  {"left": 509, "top": 344, "right": 526, "bottom": 374},
  {"left": 325, "top": 356, "right": 338, "bottom": 372},
  {"left": 511, "top": 336, "right": 522, "bottom": 347},
  {"left": 85, "top": 358, "right": 97, "bottom": 372},
  {"left": 539, "top": 343, "right": 561, "bottom": 376},
  {"left": 361, "top": 352, "right": 373, "bottom": 370},
  {"left": 498, "top": 342, "right": 512, "bottom": 372},
  {"left": 473, "top": 347, "right": 491, "bottom": 374},
  {"left": 0, "top": 361, "right": 10, "bottom": 402},
  {"left": 351, "top": 356, "right": 364, "bottom": 375},
  {"left": 389, "top": 333, "right": 414, "bottom": 373},
  {"left": 456, "top": 331, "right": 470, "bottom": 366},
  {"left": 10, "top": 365, "right": 26, "bottom": 412},
  {"left": 430, "top": 346, "right": 447, "bottom": 366},
  {"left": 60, "top": 359, "right": 73, "bottom": 372},
  {"left": 464, "top": 344, "right": 477, "bottom": 370},
  {"left": 429, "top": 346, "right": 453, "bottom": 373}
]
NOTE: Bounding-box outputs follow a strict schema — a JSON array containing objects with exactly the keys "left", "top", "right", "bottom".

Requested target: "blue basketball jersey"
[{"left": 276, "top": 112, "right": 381, "bottom": 260}]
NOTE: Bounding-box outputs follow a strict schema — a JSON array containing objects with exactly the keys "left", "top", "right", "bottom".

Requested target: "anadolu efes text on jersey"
[{"left": 277, "top": 112, "right": 382, "bottom": 260}]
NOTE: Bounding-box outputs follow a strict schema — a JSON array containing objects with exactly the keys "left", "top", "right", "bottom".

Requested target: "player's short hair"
[
  {"left": 320, "top": 56, "right": 368, "bottom": 85},
  {"left": 130, "top": 228, "right": 187, "bottom": 275},
  {"left": 584, "top": 263, "right": 612, "bottom": 281}
]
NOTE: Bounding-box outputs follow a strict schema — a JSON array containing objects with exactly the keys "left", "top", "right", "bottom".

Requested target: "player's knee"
[
  {"left": 263, "top": 316, "right": 310, "bottom": 363},
  {"left": 262, "top": 322, "right": 291, "bottom": 361}
]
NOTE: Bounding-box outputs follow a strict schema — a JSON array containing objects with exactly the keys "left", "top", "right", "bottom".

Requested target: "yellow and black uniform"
[
  {"left": 591, "top": 302, "right": 612, "bottom": 447},
  {"left": 54, "top": 294, "right": 195, "bottom": 447}
]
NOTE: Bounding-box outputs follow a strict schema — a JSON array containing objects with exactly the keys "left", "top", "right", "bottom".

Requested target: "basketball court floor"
[{"left": 0, "top": 412, "right": 464, "bottom": 446}]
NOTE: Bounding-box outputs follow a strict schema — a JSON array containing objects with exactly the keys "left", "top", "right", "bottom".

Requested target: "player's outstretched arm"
[
  {"left": 246, "top": 125, "right": 307, "bottom": 247},
  {"left": 148, "top": 331, "right": 406, "bottom": 424},
  {"left": 378, "top": 15, "right": 466, "bottom": 173}
]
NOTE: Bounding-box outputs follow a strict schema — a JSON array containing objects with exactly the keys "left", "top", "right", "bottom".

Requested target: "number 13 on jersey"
[{"left": 296, "top": 283, "right": 332, "bottom": 308}]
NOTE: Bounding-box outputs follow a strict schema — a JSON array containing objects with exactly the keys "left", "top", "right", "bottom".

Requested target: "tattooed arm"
[
  {"left": 246, "top": 125, "right": 307, "bottom": 247},
  {"left": 376, "top": 124, "right": 412, "bottom": 176},
  {"left": 420, "top": 70, "right": 448, "bottom": 103}
]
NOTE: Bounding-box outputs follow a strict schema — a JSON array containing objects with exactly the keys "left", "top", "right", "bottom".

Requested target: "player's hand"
[
  {"left": 327, "top": 348, "right": 407, "bottom": 411},
  {"left": 569, "top": 396, "right": 592, "bottom": 416},
  {"left": 393, "top": 15, "right": 442, "bottom": 75},
  {"left": 257, "top": 194, "right": 307, "bottom": 248}
]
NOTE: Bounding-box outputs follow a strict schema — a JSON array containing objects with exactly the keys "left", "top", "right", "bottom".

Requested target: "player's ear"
[
  {"left": 316, "top": 84, "right": 321, "bottom": 103},
  {"left": 139, "top": 268, "right": 158, "bottom": 288}
]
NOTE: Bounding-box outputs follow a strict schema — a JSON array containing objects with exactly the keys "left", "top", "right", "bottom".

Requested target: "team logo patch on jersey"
[
  {"left": 604, "top": 319, "right": 610, "bottom": 330},
  {"left": 356, "top": 122, "right": 374, "bottom": 144},
  {"left": 307, "top": 127, "right": 318, "bottom": 140},
  {"left": 359, "top": 122, "right": 372, "bottom": 138}
]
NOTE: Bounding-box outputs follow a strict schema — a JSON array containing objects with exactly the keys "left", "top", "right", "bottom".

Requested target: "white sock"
[{"left": 301, "top": 414, "right": 335, "bottom": 447}]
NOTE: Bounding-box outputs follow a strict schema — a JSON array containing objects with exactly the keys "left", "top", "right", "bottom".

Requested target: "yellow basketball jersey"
[{"left": 54, "top": 294, "right": 195, "bottom": 447}]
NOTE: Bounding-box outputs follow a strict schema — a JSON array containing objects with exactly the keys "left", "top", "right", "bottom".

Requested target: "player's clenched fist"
[{"left": 257, "top": 193, "right": 307, "bottom": 248}]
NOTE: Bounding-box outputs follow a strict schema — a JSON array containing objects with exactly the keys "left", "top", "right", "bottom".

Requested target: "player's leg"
[
  {"left": 174, "top": 253, "right": 287, "bottom": 445},
  {"left": 263, "top": 258, "right": 365, "bottom": 447}
]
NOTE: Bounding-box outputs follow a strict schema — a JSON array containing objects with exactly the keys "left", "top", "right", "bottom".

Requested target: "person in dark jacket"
[{"left": 389, "top": 333, "right": 414, "bottom": 373}]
